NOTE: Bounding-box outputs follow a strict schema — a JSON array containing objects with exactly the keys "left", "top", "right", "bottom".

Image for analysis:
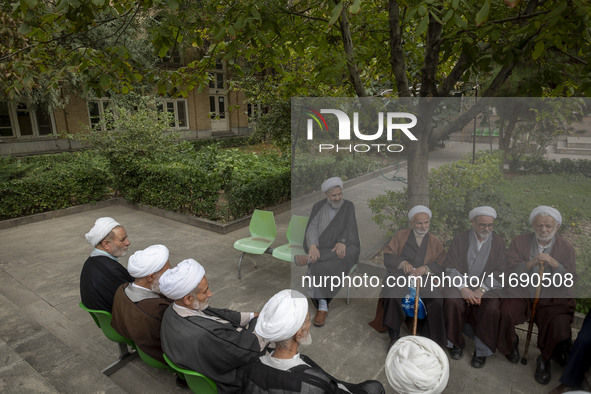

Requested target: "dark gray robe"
[{"left": 160, "top": 304, "right": 262, "bottom": 393}]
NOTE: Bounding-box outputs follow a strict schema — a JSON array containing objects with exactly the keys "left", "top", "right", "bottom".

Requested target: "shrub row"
[
  {"left": 0, "top": 153, "right": 113, "bottom": 219},
  {"left": 509, "top": 155, "right": 591, "bottom": 177},
  {"left": 190, "top": 135, "right": 256, "bottom": 151}
]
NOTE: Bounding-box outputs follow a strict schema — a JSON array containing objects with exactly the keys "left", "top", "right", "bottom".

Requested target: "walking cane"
[
  {"left": 521, "top": 261, "right": 545, "bottom": 365},
  {"left": 412, "top": 275, "right": 421, "bottom": 336}
]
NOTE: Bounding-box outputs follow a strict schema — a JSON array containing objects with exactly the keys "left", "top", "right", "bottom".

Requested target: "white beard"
[
  {"left": 537, "top": 228, "right": 557, "bottom": 243},
  {"left": 191, "top": 299, "right": 210, "bottom": 311},
  {"left": 328, "top": 199, "right": 344, "bottom": 210},
  {"left": 298, "top": 332, "right": 313, "bottom": 348},
  {"left": 413, "top": 229, "right": 428, "bottom": 237}
]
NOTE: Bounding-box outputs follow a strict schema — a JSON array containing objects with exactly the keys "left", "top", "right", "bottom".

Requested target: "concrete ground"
[{"left": 0, "top": 142, "right": 588, "bottom": 394}]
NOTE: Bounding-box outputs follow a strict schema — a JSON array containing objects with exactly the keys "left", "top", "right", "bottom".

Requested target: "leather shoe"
[
  {"left": 506, "top": 335, "right": 520, "bottom": 363},
  {"left": 388, "top": 336, "right": 400, "bottom": 351},
  {"left": 449, "top": 346, "right": 463, "bottom": 360},
  {"left": 313, "top": 310, "right": 328, "bottom": 327},
  {"left": 471, "top": 353, "right": 486, "bottom": 368},
  {"left": 535, "top": 355, "right": 551, "bottom": 385},
  {"left": 552, "top": 339, "right": 571, "bottom": 367}
]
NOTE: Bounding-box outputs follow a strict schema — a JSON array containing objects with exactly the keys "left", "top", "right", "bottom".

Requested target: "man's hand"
[
  {"left": 537, "top": 253, "right": 559, "bottom": 269},
  {"left": 411, "top": 265, "right": 428, "bottom": 277},
  {"left": 332, "top": 242, "right": 346, "bottom": 259},
  {"left": 309, "top": 244, "right": 320, "bottom": 263},
  {"left": 461, "top": 288, "right": 481, "bottom": 306},
  {"left": 401, "top": 261, "right": 413, "bottom": 275}
]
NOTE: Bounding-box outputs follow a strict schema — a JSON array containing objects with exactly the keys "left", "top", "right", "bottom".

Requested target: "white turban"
[
  {"left": 85, "top": 217, "right": 120, "bottom": 247},
  {"left": 321, "top": 177, "right": 343, "bottom": 193},
  {"left": 529, "top": 205, "right": 562, "bottom": 226},
  {"left": 255, "top": 289, "right": 308, "bottom": 342},
  {"left": 159, "top": 258, "right": 205, "bottom": 300},
  {"left": 127, "top": 245, "right": 169, "bottom": 278},
  {"left": 386, "top": 336, "right": 449, "bottom": 394},
  {"left": 408, "top": 205, "right": 432, "bottom": 221},
  {"left": 469, "top": 206, "right": 497, "bottom": 220}
]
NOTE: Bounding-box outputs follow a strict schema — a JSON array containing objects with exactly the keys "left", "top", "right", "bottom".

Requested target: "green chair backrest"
[
  {"left": 287, "top": 215, "right": 309, "bottom": 245},
  {"left": 249, "top": 210, "right": 277, "bottom": 240},
  {"left": 163, "top": 353, "right": 217, "bottom": 394},
  {"left": 79, "top": 302, "right": 134, "bottom": 347},
  {"left": 135, "top": 346, "right": 175, "bottom": 373}
]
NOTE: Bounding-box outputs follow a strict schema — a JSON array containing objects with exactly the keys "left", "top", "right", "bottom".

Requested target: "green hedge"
[
  {"left": 191, "top": 135, "right": 256, "bottom": 151},
  {"left": 509, "top": 155, "right": 591, "bottom": 177},
  {"left": 0, "top": 152, "right": 112, "bottom": 219}
]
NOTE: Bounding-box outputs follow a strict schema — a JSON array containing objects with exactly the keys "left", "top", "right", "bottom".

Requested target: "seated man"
[
  {"left": 296, "top": 176, "right": 360, "bottom": 327},
  {"left": 159, "top": 259, "right": 265, "bottom": 393},
  {"left": 80, "top": 217, "right": 133, "bottom": 312},
  {"left": 442, "top": 206, "right": 507, "bottom": 369},
  {"left": 498, "top": 206, "right": 576, "bottom": 385},
  {"left": 549, "top": 310, "right": 591, "bottom": 393},
  {"left": 242, "top": 289, "right": 385, "bottom": 394},
  {"left": 111, "top": 244, "right": 172, "bottom": 363},
  {"left": 369, "top": 205, "right": 447, "bottom": 349}
]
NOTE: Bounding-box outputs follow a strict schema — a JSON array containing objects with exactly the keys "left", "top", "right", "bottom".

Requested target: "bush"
[
  {"left": 369, "top": 151, "right": 520, "bottom": 243},
  {"left": 191, "top": 135, "right": 257, "bottom": 151},
  {"left": 0, "top": 152, "right": 112, "bottom": 219},
  {"left": 509, "top": 155, "right": 591, "bottom": 177}
]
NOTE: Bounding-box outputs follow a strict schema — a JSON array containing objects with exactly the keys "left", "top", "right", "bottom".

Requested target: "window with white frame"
[
  {"left": 157, "top": 99, "right": 189, "bottom": 129},
  {"left": 0, "top": 101, "right": 56, "bottom": 138},
  {"left": 87, "top": 98, "right": 111, "bottom": 131},
  {"left": 247, "top": 103, "right": 265, "bottom": 123}
]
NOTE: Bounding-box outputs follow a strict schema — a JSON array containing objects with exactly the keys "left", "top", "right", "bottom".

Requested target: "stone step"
[{"left": 567, "top": 136, "right": 591, "bottom": 149}]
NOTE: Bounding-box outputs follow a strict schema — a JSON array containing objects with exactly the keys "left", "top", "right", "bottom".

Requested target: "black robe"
[
  {"left": 79, "top": 255, "right": 133, "bottom": 312},
  {"left": 303, "top": 199, "right": 360, "bottom": 300},
  {"left": 160, "top": 304, "right": 262, "bottom": 393}
]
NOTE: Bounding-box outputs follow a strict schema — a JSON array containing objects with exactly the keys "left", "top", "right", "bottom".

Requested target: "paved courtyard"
[{"left": 0, "top": 142, "right": 588, "bottom": 393}]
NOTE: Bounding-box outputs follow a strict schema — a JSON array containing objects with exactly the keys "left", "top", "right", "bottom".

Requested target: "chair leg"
[
  {"left": 238, "top": 252, "right": 245, "bottom": 279},
  {"left": 101, "top": 343, "right": 138, "bottom": 376}
]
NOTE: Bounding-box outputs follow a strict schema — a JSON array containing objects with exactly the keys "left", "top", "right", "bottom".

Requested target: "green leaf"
[
  {"left": 18, "top": 23, "right": 31, "bottom": 35},
  {"left": 416, "top": 15, "right": 429, "bottom": 36},
  {"left": 349, "top": 0, "right": 361, "bottom": 14},
  {"left": 99, "top": 73, "right": 110, "bottom": 90},
  {"left": 167, "top": 0, "right": 179, "bottom": 11},
  {"left": 329, "top": 1, "right": 343, "bottom": 26},
  {"left": 475, "top": 0, "right": 490, "bottom": 26},
  {"left": 532, "top": 40, "right": 545, "bottom": 60}
]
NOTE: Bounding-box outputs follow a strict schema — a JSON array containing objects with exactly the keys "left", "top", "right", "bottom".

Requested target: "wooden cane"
[
  {"left": 521, "top": 262, "right": 545, "bottom": 365},
  {"left": 412, "top": 275, "right": 421, "bottom": 336}
]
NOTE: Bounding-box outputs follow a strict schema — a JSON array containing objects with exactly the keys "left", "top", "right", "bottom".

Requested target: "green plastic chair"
[
  {"left": 234, "top": 209, "right": 277, "bottom": 279},
  {"left": 79, "top": 302, "right": 138, "bottom": 375},
  {"left": 135, "top": 346, "right": 176, "bottom": 374},
  {"left": 481, "top": 129, "right": 490, "bottom": 136},
  {"left": 492, "top": 129, "right": 499, "bottom": 136},
  {"left": 272, "top": 215, "right": 309, "bottom": 263},
  {"left": 163, "top": 353, "right": 217, "bottom": 394}
]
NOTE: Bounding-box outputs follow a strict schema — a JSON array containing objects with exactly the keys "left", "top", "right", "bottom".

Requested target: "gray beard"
[
  {"left": 298, "top": 332, "right": 313, "bottom": 348},
  {"left": 191, "top": 299, "right": 210, "bottom": 311},
  {"left": 328, "top": 199, "right": 344, "bottom": 210},
  {"left": 537, "top": 229, "right": 557, "bottom": 243}
]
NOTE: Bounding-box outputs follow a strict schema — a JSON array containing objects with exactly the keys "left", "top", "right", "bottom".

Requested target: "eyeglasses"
[{"left": 476, "top": 222, "right": 494, "bottom": 229}]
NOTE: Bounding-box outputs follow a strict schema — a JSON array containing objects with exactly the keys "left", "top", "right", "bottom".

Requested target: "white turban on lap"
[
  {"left": 255, "top": 289, "right": 308, "bottom": 342},
  {"left": 386, "top": 336, "right": 449, "bottom": 394},
  {"left": 529, "top": 205, "right": 562, "bottom": 226},
  {"left": 408, "top": 205, "right": 432, "bottom": 221},
  {"left": 469, "top": 206, "right": 497, "bottom": 220},
  {"left": 159, "top": 258, "right": 205, "bottom": 300},
  {"left": 85, "top": 217, "right": 120, "bottom": 247},
  {"left": 321, "top": 177, "right": 343, "bottom": 193},
  {"left": 127, "top": 245, "right": 169, "bottom": 278}
]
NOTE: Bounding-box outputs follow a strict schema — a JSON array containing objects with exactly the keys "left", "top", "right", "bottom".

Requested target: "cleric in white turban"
[
  {"left": 407, "top": 205, "right": 432, "bottom": 221},
  {"left": 127, "top": 244, "right": 170, "bottom": 279},
  {"left": 85, "top": 217, "right": 121, "bottom": 247},
  {"left": 159, "top": 258, "right": 205, "bottom": 301},
  {"left": 529, "top": 205, "right": 562, "bottom": 226},
  {"left": 321, "top": 176, "right": 343, "bottom": 193},
  {"left": 386, "top": 336, "right": 449, "bottom": 394},
  {"left": 159, "top": 259, "right": 264, "bottom": 393},
  {"left": 468, "top": 206, "right": 497, "bottom": 220},
  {"left": 255, "top": 289, "right": 309, "bottom": 342}
]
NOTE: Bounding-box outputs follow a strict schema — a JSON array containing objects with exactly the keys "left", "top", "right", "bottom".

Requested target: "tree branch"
[
  {"left": 336, "top": 0, "right": 367, "bottom": 97},
  {"left": 388, "top": 0, "right": 410, "bottom": 96}
]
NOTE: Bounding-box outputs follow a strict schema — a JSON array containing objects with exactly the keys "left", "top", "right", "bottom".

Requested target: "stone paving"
[{"left": 0, "top": 142, "right": 588, "bottom": 394}]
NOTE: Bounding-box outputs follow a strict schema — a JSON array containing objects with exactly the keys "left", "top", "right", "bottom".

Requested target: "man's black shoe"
[
  {"left": 176, "top": 375, "right": 188, "bottom": 388},
  {"left": 449, "top": 346, "right": 463, "bottom": 360},
  {"left": 471, "top": 353, "right": 486, "bottom": 368},
  {"left": 552, "top": 339, "right": 571, "bottom": 367},
  {"left": 506, "top": 335, "right": 519, "bottom": 363},
  {"left": 535, "top": 355, "right": 551, "bottom": 385}
]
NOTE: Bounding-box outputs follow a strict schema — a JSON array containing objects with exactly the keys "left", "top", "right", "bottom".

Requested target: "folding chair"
[
  {"left": 163, "top": 353, "right": 217, "bottom": 394},
  {"left": 234, "top": 209, "right": 277, "bottom": 279},
  {"left": 272, "top": 215, "right": 309, "bottom": 263},
  {"left": 79, "top": 302, "right": 138, "bottom": 376}
]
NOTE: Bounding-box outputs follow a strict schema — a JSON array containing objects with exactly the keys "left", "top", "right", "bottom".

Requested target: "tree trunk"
[
  {"left": 388, "top": 0, "right": 409, "bottom": 96},
  {"left": 406, "top": 136, "right": 430, "bottom": 207},
  {"left": 337, "top": 0, "right": 367, "bottom": 97}
]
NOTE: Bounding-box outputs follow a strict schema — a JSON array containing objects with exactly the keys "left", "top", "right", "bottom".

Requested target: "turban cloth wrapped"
[
  {"left": 386, "top": 336, "right": 449, "bottom": 394},
  {"left": 159, "top": 258, "right": 205, "bottom": 300},
  {"left": 85, "top": 217, "right": 120, "bottom": 247},
  {"left": 469, "top": 206, "right": 497, "bottom": 220},
  {"left": 127, "top": 244, "right": 169, "bottom": 278},
  {"left": 321, "top": 177, "right": 343, "bottom": 193},
  {"left": 255, "top": 289, "right": 308, "bottom": 342},
  {"left": 529, "top": 205, "right": 562, "bottom": 225},
  {"left": 408, "top": 205, "right": 432, "bottom": 221}
]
